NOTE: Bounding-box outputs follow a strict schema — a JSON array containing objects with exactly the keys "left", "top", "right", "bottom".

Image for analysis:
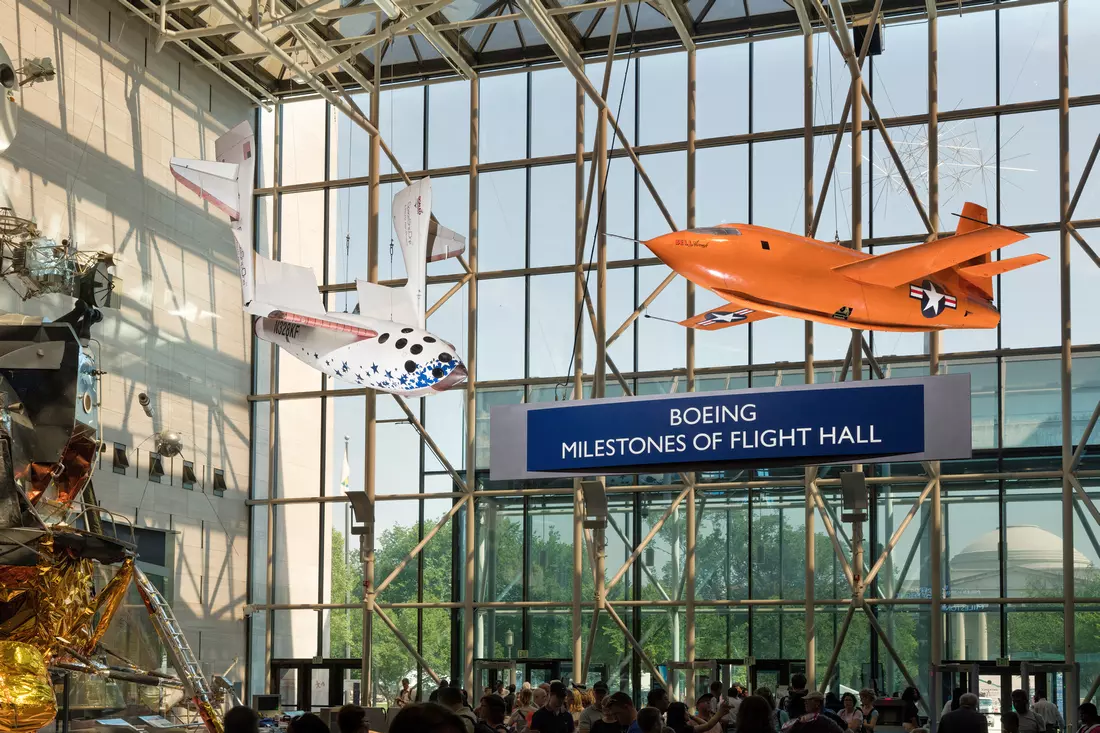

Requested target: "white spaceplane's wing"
[
  {"left": 427, "top": 220, "right": 465, "bottom": 262},
  {"left": 390, "top": 178, "right": 432, "bottom": 329},
  {"left": 355, "top": 279, "right": 419, "bottom": 327},
  {"left": 170, "top": 120, "right": 257, "bottom": 312},
  {"left": 0, "top": 42, "right": 19, "bottom": 155},
  {"left": 253, "top": 255, "right": 325, "bottom": 316},
  {"left": 169, "top": 160, "right": 241, "bottom": 217}
]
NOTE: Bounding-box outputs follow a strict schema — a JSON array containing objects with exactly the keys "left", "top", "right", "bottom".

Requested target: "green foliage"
[
  {"left": 329, "top": 530, "right": 363, "bottom": 661},
  {"left": 330, "top": 519, "right": 455, "bottom": 703}
]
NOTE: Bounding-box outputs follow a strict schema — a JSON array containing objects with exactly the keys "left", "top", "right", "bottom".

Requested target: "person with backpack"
[
  {"left": 756, "top": 688, "right": 788, "bottom": 730},
  {"left": 857, "top": 690, "right": 878, "bottom": 733},
  {"left": 511, "top": 688, "right": 539, "bottom": 732}
]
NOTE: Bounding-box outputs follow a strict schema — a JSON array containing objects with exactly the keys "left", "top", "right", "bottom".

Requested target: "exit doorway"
[
  {"left": 692, "top": 659, "right": 805, "bottom": 697},
  {"left": 938, "top": 661, "right": 1073, "bottom": 733}
]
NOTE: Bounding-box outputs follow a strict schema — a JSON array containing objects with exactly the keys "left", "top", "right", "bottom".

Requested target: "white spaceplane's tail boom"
[
  {"left": 391, "top": 178, "right": 431, "bottom": 329},
  {"left": 170, "top": 120, "right": 256, "bottom": 310}
]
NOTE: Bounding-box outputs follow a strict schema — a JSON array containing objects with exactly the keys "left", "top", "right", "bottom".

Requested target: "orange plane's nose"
[
  {"left": 642, "top": 232, "right": 672, "bottom": 257},
  {"left": 644, "top": 232, "right": 688, "bottom": 270}
]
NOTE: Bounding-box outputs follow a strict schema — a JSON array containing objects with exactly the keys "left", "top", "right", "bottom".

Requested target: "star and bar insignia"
[
  {"left": 909, "top": 279, "right": 957, "bottom": 318},
  {"left": 699, "top": 308, "right": 753, "bottom": 327}
]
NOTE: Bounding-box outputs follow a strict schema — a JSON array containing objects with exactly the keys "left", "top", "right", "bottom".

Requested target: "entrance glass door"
[
  {"left": 753, "top": 665, "right": 781, "bottom": 696},
  {"left": 274, "top": 667, "right": 303, "bottom": 711},
  {"left": 522, "top": 660, "right": 566, "bottom": 688},
  {"left": 270, "top": 664, "right": 348, "bottom": 711},
  {"left": 583, "top": 663, "right": 611, "bottom": 689},
  {"left": 963, "top": 661, "right": 1070, "bottom": 733},
  {"left": 1020, "top": 662, "right": 1072, "bottom": 733},
  {"left": 475, "top": 661, "right": 518, "bottom": 693},
  {"left": 749, "top": 660, "right": 804, "bottom": 696},
  {"left": 667, "top": 661, "right": 718, "bottom": 703},
  {"left": 270, "top": 660, "right": 369, "bottom": 710},
  {"left": 716, "top": 660, "right": 750, "bottom": 691}
]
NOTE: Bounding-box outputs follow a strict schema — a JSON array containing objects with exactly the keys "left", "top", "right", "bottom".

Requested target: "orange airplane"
[{"left": 642, "top": 203, "right": 1047, "bottom": 333}]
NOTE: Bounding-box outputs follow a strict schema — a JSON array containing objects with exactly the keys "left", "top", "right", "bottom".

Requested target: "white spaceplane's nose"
[{"left": 432, "top": 364, "right": 467, "bottom": 391}]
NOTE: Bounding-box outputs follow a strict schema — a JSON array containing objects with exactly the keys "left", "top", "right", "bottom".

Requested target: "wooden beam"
[{"left": 543, "top": 0, "right": 586, "bottom": 51}]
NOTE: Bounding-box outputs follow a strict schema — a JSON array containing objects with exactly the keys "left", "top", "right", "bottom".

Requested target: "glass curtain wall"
[{"left": 247, "top": 0, "right": 1100, "bottom": 709}]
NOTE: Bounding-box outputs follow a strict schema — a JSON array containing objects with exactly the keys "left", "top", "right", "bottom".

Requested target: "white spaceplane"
[
  {"left": 1, "top": 42, "right": 20, "bottom": 154},
  {"left": 170, "top": 121, "right": 468, "bottom": 396},
  {"left": 0, "top": 41, "right": 54, "bottom": 155}
]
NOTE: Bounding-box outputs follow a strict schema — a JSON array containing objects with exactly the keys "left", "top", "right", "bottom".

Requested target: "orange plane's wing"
[
  {"left": 680, "top": 305, "right": 776, "bottom": 330},
  {"left": 832, "top": 226, "right": 1029, "bottom": 289}
]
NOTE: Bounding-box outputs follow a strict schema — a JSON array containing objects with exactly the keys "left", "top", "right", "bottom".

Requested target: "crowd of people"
[
  {"left": 382, "top": 678, "right": 780, "bottom": 733},
  {"left": 937, "top": 687, "right": 1093, "bottom": 733},
  {"left": 221, "top": 676, "right": 1100, "bottom": 733}
]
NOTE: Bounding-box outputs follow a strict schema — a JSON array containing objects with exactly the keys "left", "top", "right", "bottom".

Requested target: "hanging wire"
[
  {"left": 828, "top": 36, "right": 840, "bottom": 245},
  {"left": 344, "top": 109, "right": 354, "bottom": 312},
  {"left": 555, "top": 6, "right": 638, "bottom": 402},
  {"left": 388, "top": 62, "right": 396, "bottom": 274}
]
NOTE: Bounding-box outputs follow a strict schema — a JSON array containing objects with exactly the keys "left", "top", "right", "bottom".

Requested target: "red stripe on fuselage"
[
  {"left": 171, "top": 168, "right": 240, "bottom": 221},
  {"left": 270, "top": 311, "right": 378, "bottom": 339}
]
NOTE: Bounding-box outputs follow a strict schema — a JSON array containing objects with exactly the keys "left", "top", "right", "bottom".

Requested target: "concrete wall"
[{"left": 0, "top": 0, "right": 253, "bottom": 688}]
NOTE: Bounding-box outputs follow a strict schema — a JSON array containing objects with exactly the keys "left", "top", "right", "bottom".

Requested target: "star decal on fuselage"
[
  {"left": 699, "top": 307, "right": 752, "bottom": 327},
  {"left": 909, "top": 279, "right": 958, "bottom": 318}
]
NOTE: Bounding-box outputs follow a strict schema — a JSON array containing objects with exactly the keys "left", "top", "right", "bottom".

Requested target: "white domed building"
[{"left": 944, "top": 525, "right": 1095, "bottom": 660}]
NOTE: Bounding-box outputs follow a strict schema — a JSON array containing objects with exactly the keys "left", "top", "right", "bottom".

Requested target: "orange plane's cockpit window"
[{"left": 687, "top": 227, "right": 741, "bottom": 236}]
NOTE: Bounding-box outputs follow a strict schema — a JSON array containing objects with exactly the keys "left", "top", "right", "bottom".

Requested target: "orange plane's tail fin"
[
  {"left": 953, "top": 203, "right": 995, "bottom": 297},
  {"left": 955, "top": 201, "right": 990, "bottom": 236},
  {"left": 833, "top": 203, "right": 1028, "bottom": 289},
  {"left": 950, "top": 203, "right": 1051, "bottom": 299}
]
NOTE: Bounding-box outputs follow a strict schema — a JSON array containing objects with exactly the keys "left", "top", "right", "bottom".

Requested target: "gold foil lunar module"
[
  {"left": 0, "top": 641, "right": 56, "bottom": 733},
  {"left": 0, "top": 532, "right": 222, "bottom": 733},
  {"left": 0, "top": 537, "right": 130, "bottom": 733},
  {"left": 0, "top": 538, "right": 133, "bottom": 655},
  {"left": 0, "top": 316, "right": 222, "bottom": 733}
]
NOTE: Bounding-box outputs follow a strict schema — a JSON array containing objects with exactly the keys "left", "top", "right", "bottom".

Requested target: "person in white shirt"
[
  {"left": 1032, "top": 694, "right": 1064, "bottom": 732},
  {"left": 838, "top": 693, "right": 864, "bottom": 731},
  {"left": 1011, "top": 689, "right": 1048, "bottom": 733},
  {"left": 578, "top": 681, "right": 609, "bottom": 733},
  {"left": 941, "top": 688, "right": 965, "bottom": 718}
]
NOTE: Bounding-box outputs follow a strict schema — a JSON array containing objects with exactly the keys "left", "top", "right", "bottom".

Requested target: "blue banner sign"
[
  {"left": 489, "top": 375, "right": 971, "bottom": 479},
  {"left": 527, "top": 384, "right": 923, "bottom": 472}
]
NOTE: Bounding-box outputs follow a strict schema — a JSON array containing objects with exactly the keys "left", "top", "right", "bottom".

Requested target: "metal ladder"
[{"left": 133, "top": 566, "right": 224, "bottom": 733}]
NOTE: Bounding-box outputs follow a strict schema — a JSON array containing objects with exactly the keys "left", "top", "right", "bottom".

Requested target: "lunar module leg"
[{"left": 132, "top": 567, "right": 224, "bottom": 733}]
